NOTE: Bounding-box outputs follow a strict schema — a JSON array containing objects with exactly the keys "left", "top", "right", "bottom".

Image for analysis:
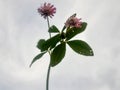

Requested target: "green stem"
[
  {"left": 46, "top": 16, "right": 51, "bottom": 90},
  {"left": 47, "top": 16, "right": 51, "bottom": 38},
  {"left": 46, "top": 59, "right": 51, "bottom": 90}
]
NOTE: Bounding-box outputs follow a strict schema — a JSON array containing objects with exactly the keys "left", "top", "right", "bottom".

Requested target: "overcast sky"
[{"left": 0, "top": 0, "right": 120, "bottom": 90}]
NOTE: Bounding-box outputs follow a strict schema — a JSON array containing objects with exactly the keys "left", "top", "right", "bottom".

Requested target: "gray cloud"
[{"left": 0, "top": 0, "right": 120, "bottom": 90}]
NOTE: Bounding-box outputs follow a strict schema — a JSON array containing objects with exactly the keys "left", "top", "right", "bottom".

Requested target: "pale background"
[{"left": 0, "top": 0, "right": 120, "bottom": 90}]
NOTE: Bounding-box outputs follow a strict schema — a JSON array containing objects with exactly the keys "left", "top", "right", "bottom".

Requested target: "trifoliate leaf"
[
  {"left": 29, "top": 52, "right": 46, "bottom": 67},
  {"left": 42, "top": 34, "right": 61, "bottom": 51},
  {"left": 50, "top": 42, "right": 66, "bottom": 67},
  {"left": 37, "top": 39, "right": 46, "bottom": 52},
  {"left": 66, "top": 22, "right": 87, "bottom": 40},
  {"left": 67, "top": 40, "right": 94, "bottom": 56},
  {"left": 48, "top": 25, "right": 60, "bottom": 33}
]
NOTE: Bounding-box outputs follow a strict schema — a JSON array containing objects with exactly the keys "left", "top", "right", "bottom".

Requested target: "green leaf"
[
  {"left": 48, "top": 25, "right": 60, "bottom": 33},
  {"left": 67, "top": 40, "right": 94, "bottom": 56},
  {"left": 29, "top": 52, "right": 46, "bottom": 67},
  {"left": 50, "top": 42, "right": 66, "bottom": 67},
  {"left": 42, "top": 34, "right": 61, "bottom": 51},
  {"left": 37, "top": 39, "right": 46, "bottom": 52},
  {"left": 66, "top": 22, "right": 87, "bottom": 40}
]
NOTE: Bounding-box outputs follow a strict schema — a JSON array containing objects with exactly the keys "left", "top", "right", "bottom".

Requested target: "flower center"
[{"left": 43, "top": 9, "right": 50, "bottom": 15}]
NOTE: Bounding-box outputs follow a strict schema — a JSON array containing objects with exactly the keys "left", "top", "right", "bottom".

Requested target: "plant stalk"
[
  {"left": 46, "top": 16, "right": 51, "bottom": 90},
  {"left": 46, "top": 59, "right": 51, "bottom": 90},
  {"left": 47, "top": 16, "right": 51, "bottom": 38}
]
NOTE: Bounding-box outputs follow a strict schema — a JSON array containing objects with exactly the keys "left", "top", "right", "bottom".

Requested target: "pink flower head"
[
  {"left": 65, "top": 14, "right": 82, "bottom": 28},
  {"left": 38, "top": 3, "right": 56, "bottom": 19}
]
